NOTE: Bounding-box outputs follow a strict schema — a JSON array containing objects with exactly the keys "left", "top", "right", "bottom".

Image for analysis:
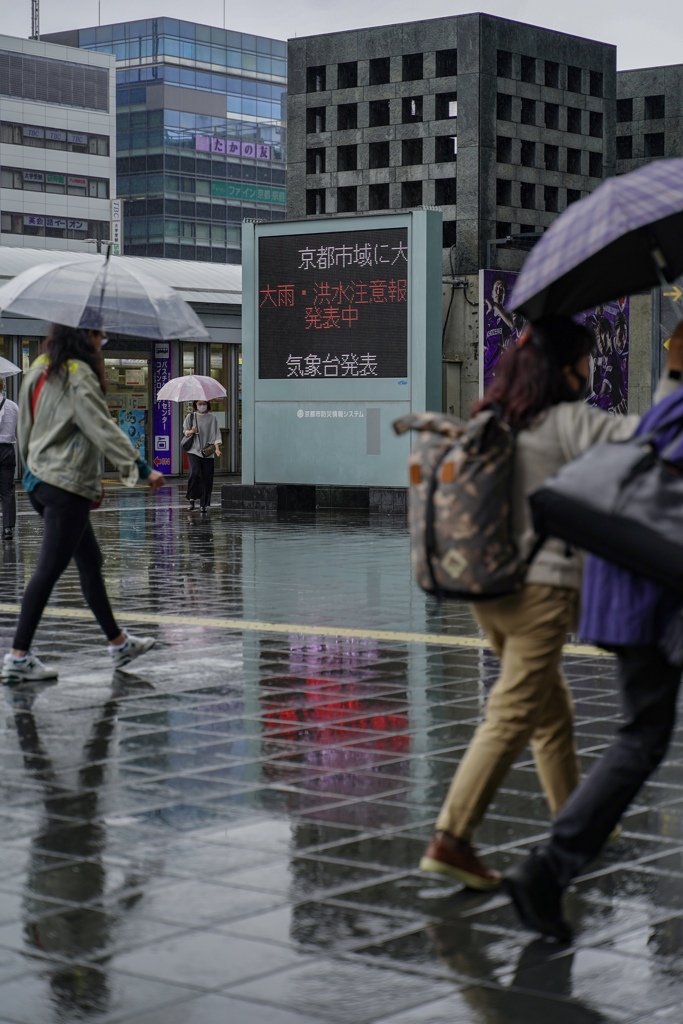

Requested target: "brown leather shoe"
[{"left": 419, "top": 831, "right": 501, "bottom": 891}]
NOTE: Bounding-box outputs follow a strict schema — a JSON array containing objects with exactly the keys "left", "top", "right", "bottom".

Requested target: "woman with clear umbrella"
[{"left": 183, "top": 400, "right": 222, "bottom": 513}]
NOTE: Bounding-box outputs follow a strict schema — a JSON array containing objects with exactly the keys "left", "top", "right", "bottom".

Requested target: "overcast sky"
[{"left": 2, "top": 0, "right": 680, "bottom": 71}]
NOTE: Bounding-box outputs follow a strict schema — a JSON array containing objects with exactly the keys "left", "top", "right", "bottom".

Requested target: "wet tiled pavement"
[{"left": 1, "top": 485, "right": 683, "bottom": 1022}]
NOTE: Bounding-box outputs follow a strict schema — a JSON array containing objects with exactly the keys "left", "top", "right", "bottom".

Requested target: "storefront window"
[{"left": 104, "top": 357, "right": 150, "bottom": 463}]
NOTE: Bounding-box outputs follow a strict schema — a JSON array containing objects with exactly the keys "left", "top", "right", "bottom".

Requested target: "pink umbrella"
[{"left": 156, "top": 374, "right": 227, "bottom": 402}]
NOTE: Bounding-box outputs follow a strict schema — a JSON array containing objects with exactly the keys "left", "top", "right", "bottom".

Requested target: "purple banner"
[
  {"left": 152, "top": 343, "right": 172, "bottom": 470},
  {"left": 195, "top": 136, "right": 271, "bottom": 160},
  {"left": 481, "top": 270, "right": 630, "bottom": 414}
]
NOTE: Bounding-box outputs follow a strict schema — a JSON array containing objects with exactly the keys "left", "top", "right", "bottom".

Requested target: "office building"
[
  {"left": 287, "top": 14, "right": 616, "bottom": 273},
  {"left": 617, "top": 65, "right": 683, "bottom": 172},
  {"left": 0, "top": 34, "right": 117, "bottom": 252},
  {"left": 44, "top": 19, "right": 287, "bottom": 263}
]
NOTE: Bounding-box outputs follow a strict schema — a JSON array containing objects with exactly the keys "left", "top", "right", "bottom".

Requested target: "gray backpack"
[{"left": 394, "top": 410, "right": 540, "bottom": 600}]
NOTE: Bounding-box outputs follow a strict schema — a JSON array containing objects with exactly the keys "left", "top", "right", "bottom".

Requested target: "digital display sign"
[{"left": 258, "top": 227, "right": 409, "bottom": 380}]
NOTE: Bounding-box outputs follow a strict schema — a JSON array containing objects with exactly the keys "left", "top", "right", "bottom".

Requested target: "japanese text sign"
[{"left": 258, "top": 227, "right": 409, "bottom": 380}]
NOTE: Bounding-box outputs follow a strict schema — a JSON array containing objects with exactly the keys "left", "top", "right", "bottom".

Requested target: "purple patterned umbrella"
[{"left": 510, "top": 159, "right": 683, "bottom": 320}]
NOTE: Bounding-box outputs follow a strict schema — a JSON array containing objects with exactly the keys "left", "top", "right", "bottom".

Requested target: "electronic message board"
[{"left": 258, "top": 227, "right": 409, "bottom": 380}]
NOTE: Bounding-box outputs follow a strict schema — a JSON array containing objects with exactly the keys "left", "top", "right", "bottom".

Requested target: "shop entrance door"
[
  {"left": 180, "top": 342, "right": 241, "bottom": 476},
  {"left": 103, "top": 351, "right": 151, "bottom": 470}
]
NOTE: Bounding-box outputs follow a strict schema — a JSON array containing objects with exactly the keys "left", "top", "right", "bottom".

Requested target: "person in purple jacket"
[{"left": 504, "top": 324, "right": 683, "bottom": 942}]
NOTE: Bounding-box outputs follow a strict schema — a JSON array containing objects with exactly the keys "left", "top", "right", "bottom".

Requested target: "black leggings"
[{"left": 13, "top": 482, "right": 121, "bottom": 651}]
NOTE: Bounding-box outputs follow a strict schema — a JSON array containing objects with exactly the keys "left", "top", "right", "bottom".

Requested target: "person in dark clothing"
[
  {"left": 0, "top": 374, "right": 18, "bottom": 540},
  {"left": 504, "top": 324, "right": 683, "bottom": 942}
]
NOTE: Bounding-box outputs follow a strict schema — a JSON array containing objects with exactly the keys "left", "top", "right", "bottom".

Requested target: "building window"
[
  {"left": 497, "top": 50, "right": 512, "bottom": 78},
  {"left": 306, "top": 66, "right": 326, "bottom": 92},
  {"left": 306, "top": 188, "right": 325, "bottom": 214},
  {"left": 369, "top": 99, "right": 390, "bottom": 127},
  {"left": 589, "top": 151, "right": 603, "bottom": 177},
  {"left": 306, "top": 107, "right": 325, "bottom": 133},
  {"left": 545, "top": 60, "right": 559, "bottom": 88},
  {"left": 443, "top": 220, "right": 457, "bottom": 248},
  {"left": 306, "top": 148, "right": 325, "bottom": 174},
  {"left": 401, "top": 180, "right": 422, "bottom": 206},
  {"left": 337, "top": 185, "right": 357, "bottom": 212},
  {"left": 545, "top": 103, "right": 559, "bottom": 130},
  {"left": 644, "top": 94, "right": 666, "bottom": 120},
  {"left": 0, "top": 49, "right": 109, "bottom": 111},
  {"left": 520, "top": 182, "right": 536, "bottom": 209},
  {"left": 567, "top": 107, "right": 582, "bottom": 135},
  {"left": 435, "top": 178, "right": 456, "bottom": 205},
  {"left": 436, "top": 93, "right": 458, "bottom": 120},
  {"left": 589, "top": 111, "right": 603, "bottom": 138},
  {"left": 545, "top": 144, "right": 559, "bottom": 170},
  {"left": 644, "top": 132, "right": 665, "bottom": 157},
  {"left": 589, "top": 70, "right": 604, "bottom": 98},
  {"left": 369, "top": 57, "right": 390, "bottom": 85},
  {"left": 567, "top": 148, "right": 581, "bottom": 175},
  {"left": 520, "top": 55, "right": 536, "bottom": 84},
  {"left": 402, "top": 53, "right": 423, "bottom": 81},
  {"left": 337, "top": 103, "right": 357, "bottom": 130},
  {"left": 616, "top": 98, "right": 633, "bottom": 123},
  {"left": 520, "top": 223, "right": 536, "bottom": 235},
  {"left": 616, "top": 135, "right": 633, "bottom": 159},
  {"left": 521, "top": 99, "right": 536, "bottom": 126},
  {"left": 402, "top": 138, "right": 423, "bottom": 165},
  {"left": 369, "top": 141, "right": 390, "bottom": 168},
  {"left": 545, "top": 185, "right": 559, "bottom": 212},
  {"left": 337, "top": 61, "right": 358, "bottom": 89},
  {"left": 566, "top": 188, "right": 581, "bottom": 205},
  {"left": 337, "top": 144, "right": 357, "bottom": 171},
  {"left": 435, "top": 49, "right": 457, "bottom": 77},
  {"left": 402, "top": 96, "right": 423, "bottom": 123},
  {"left": 520, "top": 140, "right": 535, "bottom": 167},
  {"left": 497, "top": 136, "right": 512, "bottom": 163},
  {"left": 496, "top": 221, "right": 511, "bottom": 238},
  {"left": 567, "top": 65, "right": 583, "bottom": 93},
  {"left": 435, "top": 135, "right": 457, "bottom": 162},
  {"left": 496, "top": 178, "right": 512, "bottom": 205},
  {"left": 497, "top": 93, "right": 513, "bottom": 121},
  {"left": 368, "top": 182, "right": 390, "bottom": 209}
]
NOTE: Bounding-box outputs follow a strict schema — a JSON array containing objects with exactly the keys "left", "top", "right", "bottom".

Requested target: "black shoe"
[
  {"left": 2, "top": 528, "right": 13, "bottom": 541},
  {"left": 188, "top": 501, "right": 195, "bottom": 511},
  {"left": 503, "top": 850, "right": 572, "bottom": 943},
  {"left": 200, "top": 506, "right": 207, "bottom": 514}
]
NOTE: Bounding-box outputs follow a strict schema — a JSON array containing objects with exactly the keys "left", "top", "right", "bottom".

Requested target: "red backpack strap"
[{"left": 31, "top": 369, "right": 48, "bottom": 421}]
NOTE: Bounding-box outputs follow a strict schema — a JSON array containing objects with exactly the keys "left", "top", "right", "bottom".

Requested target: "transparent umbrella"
[
  {"left": 156, "top": 375, "right": 227, "bottom": 402},
  {"left": 0, "top": 357, "right": 22, "bottom": 377},
  {"left": 0, "top": 255, "right": 209, "bottom": 341}
]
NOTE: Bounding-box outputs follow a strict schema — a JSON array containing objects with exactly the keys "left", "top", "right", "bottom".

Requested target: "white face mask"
[{"left": 196, "top": 403, "right": 208, "bottom": 413}]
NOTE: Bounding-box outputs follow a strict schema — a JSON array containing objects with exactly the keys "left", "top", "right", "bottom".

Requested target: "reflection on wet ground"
[{"left": 0, "top": 486, "right": 681, "bottom": 1022}]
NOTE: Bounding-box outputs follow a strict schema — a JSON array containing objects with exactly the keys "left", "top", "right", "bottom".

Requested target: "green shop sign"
[
  {"left": 211, "top": 181, "right": 286, "bottom": 205},
  {"left": 46, "top": 173, "right": 65, "bottom": 184}
]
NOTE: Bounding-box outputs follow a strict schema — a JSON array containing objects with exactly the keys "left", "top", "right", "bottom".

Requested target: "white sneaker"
[
  {"left": 2, "top": 652, "right": 58, "bottom": 683},
  {"left": 108, "top": 631, "right": 156, "bottom": 670}
]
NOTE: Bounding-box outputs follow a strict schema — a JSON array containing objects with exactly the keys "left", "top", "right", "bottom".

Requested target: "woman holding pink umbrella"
[{"left": 183, "top": 400, "right": 222, "bottom": 513}]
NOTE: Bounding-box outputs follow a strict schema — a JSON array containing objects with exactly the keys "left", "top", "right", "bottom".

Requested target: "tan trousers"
[{"left": 435, "top": 583, "right": 580, "bottom": 841}]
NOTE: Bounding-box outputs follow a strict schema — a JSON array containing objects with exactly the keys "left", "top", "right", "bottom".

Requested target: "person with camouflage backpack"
[{"left": 417, "top": 316, "right": 679, "bottom": 891}]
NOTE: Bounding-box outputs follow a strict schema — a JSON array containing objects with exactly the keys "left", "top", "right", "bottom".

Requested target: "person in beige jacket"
[
  {"left": 420, "top": 315, "right": 682, "bottom": 891},
  {"left": 2, "top": 323, "right": 165, "bottom": 685}
]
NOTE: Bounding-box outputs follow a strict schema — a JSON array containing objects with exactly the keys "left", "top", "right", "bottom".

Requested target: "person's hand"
[
  {"left": 147, "top": 470, "right": 164, "bottom": 491},
  {"left": 214, "top": 445, "right": 221, "bottom": 457},
  {"left": 668, "top": 320, "right": 683, "bottom": 373}
]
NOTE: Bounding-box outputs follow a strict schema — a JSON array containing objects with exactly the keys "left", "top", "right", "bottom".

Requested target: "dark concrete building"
[
  {"left": 287, "top": 14, "right": 616, "bottom": 273},
  {"left": 617, "top": 65, "right": 683, "bottom": 173}
]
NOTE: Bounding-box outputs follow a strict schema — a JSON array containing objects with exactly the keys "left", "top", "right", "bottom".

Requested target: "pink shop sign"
[{"left": 195, "top": 136, "right": 271, "bottom": 160}]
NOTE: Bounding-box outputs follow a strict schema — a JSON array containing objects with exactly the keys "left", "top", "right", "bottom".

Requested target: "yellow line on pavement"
[{"left": 0, "top": 603, "right": 608, "bottom": 657}]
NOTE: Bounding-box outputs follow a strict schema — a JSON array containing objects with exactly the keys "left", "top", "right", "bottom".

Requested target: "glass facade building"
[{"left": 45, "top": 19, "right": 287, "bottom": 263}]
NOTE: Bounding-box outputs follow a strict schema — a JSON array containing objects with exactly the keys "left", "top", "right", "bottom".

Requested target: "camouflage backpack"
[{"left": 394, "top": 409, "right": 540, "bottom": 600}]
